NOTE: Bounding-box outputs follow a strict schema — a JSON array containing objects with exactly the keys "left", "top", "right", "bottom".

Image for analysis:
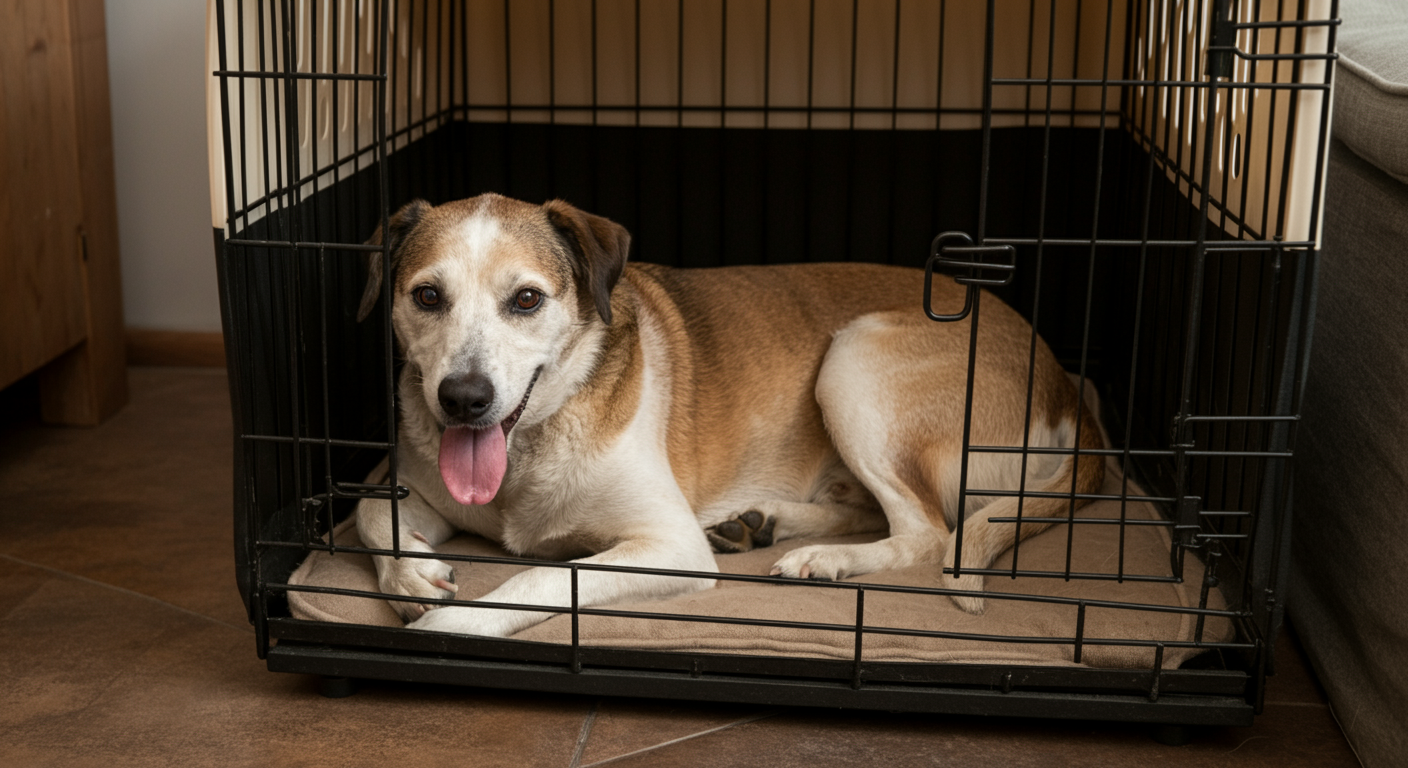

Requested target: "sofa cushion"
[
  {"left": 1290, "top": 140, "right": 1408, "bottom": 768},
  {"left": 1334, "top": 0, "right": 1408, "bottom": 183}
]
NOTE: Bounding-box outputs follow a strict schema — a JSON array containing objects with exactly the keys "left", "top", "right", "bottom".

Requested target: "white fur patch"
[
  {"left": 944, "top": 416, "right": 1077, "bottom": 527},
  {"left": 455, "top": 213, "right": 502, "bottom": 265}
]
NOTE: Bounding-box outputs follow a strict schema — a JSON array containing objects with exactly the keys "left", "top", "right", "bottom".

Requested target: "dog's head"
[{"left": 357, "top": 194, "right": 630, "bottom": 505}]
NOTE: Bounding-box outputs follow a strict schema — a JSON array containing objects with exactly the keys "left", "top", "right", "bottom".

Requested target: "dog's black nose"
[{"left": 438, "top": 372, "right": 496, "bottom": 422}]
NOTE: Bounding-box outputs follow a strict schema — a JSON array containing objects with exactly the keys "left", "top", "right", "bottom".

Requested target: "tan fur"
[
  {"left": 625, "top": 263, "right": 921, "bottom": 511},
  {"left": 355, "top": 194, "right": 1105, "bottom": 638}
]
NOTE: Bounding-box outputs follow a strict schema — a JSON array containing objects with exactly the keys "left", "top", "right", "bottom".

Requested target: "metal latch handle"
[{"left": 923, "top": 231, "right": 1017, "bottom": 322}]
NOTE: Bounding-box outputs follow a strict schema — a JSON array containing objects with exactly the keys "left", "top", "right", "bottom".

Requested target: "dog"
[{"left": 352, "top": 193, "right": 1104, "bottom": 638}]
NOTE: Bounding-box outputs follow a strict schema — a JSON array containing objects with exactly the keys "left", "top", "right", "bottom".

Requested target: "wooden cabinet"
[{"left": 0, "top": 0, "right": 126, "bottom": 424}]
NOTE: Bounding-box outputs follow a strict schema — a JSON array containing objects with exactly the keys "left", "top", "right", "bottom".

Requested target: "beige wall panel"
[
  {"left": 1126, "top": 0, "right": 1333, "bottom": 243},
  {"left": 209, "top": 0, "right": 1334, "bottom": 251},
  {"left": 211, "top": 0, "right": 1128, "bottom": 228}
]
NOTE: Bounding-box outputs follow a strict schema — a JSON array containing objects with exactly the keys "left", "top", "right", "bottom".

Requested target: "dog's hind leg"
[
  {"left": 705, "top": 499, "right": 886, "bottom": 553},
  {"left": 940, "top": 407, "right": 1106, "bottom": 614},
  {"left": 705, "top": 463, "right": 885, "bottom": 553},
  {"left": 764, "top": 449, "right": 949, "bottom": 580},
  {"left": 767, "top": 314, "right": 956, "bottom": 581}
]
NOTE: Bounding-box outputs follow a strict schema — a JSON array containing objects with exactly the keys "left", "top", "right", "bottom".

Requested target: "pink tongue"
[{"left": 438, "top": 425, "right": 507, "bottom": 506}]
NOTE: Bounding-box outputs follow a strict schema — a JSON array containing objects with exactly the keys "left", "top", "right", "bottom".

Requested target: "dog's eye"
[
  {"left": 413, "top": 285, "right": 440, "bottom": 308},
  {"left": 514, "top": 289, "right": 542, "bottom": 312}
]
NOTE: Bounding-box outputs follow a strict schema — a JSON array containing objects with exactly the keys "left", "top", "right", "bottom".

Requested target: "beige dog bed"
[{"left": 287, "top": 457, "right": 1231, "bottom": 670}]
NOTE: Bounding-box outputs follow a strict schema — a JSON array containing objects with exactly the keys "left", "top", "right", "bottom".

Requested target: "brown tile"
[
  {"left": 0, "top": 369, "right": 1361, "bottom": 768},
  {"left": 0, "top": 557, "right": 50, "bottom": 619},
  {"left": 598, "top": 702, "right": 1361, "bottom": 768},
  {"left": 577, "top": 698, "right": 773, "bottom": 766},
  {"left": 0, "top": 367, "right": 247, "bottom": 628},
  {"left": 0, "top": 563, "right": 163, "bottom": 731},
  {"left": 0, "top": 566, "right": 594, "bottom": 768},
  {"left": 1263, "top": 621, "right": 1333, "bottom": 706}
]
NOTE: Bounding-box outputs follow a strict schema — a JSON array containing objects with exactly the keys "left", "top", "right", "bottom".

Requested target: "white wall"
[{"left": 107, "top": 0, "right": 221, "bottom": 332}]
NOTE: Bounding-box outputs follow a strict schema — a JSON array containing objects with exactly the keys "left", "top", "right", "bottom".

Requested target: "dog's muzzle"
[
  {"left": 438, "top": 371, "right": 496, "bottom": 424},
  {"left": 436, "top": 370, "right": 540, "bottom": 506}
]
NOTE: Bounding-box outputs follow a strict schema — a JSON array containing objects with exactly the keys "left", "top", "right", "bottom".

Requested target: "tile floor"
[{"left": 0, "top": 367, "right": 1362, "bottom": 767}]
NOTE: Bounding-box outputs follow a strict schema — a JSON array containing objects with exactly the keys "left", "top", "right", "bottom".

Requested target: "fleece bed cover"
[{"left": 287, "top": 456, "right": 1230, "bottom": 670}]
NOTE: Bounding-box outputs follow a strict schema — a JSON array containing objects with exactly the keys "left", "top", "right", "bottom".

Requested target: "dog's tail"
[{"left": 940, "top": 401, "right": 1106, "bottom": 614}]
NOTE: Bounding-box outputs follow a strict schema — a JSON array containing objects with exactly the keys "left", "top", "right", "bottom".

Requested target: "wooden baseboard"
[{"left": 126, "top": 328, "right": 226, "bottom": 367}]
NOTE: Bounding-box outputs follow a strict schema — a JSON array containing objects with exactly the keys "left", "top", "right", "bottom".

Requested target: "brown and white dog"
[{"left": 353, "top": 193, "right": 1104, "bottom": 638}]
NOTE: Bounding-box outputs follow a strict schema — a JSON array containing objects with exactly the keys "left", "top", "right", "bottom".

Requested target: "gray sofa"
[{"left": 1290, "top": 2, "right": 1408, "bottom": 766}]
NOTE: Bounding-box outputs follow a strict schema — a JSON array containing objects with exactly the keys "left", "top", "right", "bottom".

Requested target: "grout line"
[
  {"left": 579, "top": 710, "right": 782, "bottom": 768},
  {"left": 1224, "top": 735, "right": 1268, "bottom": 754},
  {"left": 568, "top": 700, "right": 600, "bottom": 768},
  {"left": 0, "top": 553, "right": 253, "bottom": 634}
]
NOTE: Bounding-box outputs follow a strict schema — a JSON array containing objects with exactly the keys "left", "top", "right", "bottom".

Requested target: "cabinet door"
[{"left": 0, "top": 0, "right": 89, "bottom": 390}]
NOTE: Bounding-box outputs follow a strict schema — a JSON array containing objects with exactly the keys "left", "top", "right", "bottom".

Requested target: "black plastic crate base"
[{"left": 267, "top": 641, "right": 1255, "bottom": 728}]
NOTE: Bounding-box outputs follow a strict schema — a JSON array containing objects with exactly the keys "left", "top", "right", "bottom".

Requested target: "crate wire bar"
[{"left": 208, "top": 0, "right": 1337, "bottom": 728}]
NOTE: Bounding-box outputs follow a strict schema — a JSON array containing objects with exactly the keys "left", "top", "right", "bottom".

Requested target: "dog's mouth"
[
  {"left": 498, "top": 368, "right": 539, "bottom": 433},
  {"left": 438, "top": 369, "right": 540, "bottom": 507}
]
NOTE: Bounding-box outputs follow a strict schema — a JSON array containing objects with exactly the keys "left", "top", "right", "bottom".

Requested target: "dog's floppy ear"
[
  {"left": 357, "top": 199, "right": 432, "bottom": 322},
  {"left": 543, "top": 199, "right": 630, "bottom": 325}
]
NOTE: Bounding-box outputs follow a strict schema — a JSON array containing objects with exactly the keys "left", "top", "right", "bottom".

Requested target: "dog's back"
[{"left": 623, "top": 262, "right": 935, "bottom": 514}]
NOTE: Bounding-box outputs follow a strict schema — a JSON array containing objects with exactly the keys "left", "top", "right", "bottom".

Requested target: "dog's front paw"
[
  {"left": 379, "top": 556, "right": 458, "bottom": 622},
  {"left": 768, "top": 544, "right": 852, "bottom": 581},
  {"left": 405, "top": 605, "right": 475, "bottom": 634},
  {"left": 405, "top": 605, "right": 517, "bottom": 637},
  {"left": 940, "top": 542, "right": 987, "bottom": 615},
  {"left": 705, "top": 510, "right": 777, "bottom": 553}
]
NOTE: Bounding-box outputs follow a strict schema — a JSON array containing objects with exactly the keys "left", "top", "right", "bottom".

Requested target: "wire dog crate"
[{"left": 207, "top": 0, "right": 1337, "bottom": 733}]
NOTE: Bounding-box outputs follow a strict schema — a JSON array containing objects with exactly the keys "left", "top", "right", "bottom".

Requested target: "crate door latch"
[{"left": 924, "top": 232, "right": 1017, "bottom": 322}]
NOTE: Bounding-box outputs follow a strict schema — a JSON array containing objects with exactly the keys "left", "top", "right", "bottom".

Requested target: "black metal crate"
[{"left": 208, "top": 0, "right": 1338, "bottom": 730}]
